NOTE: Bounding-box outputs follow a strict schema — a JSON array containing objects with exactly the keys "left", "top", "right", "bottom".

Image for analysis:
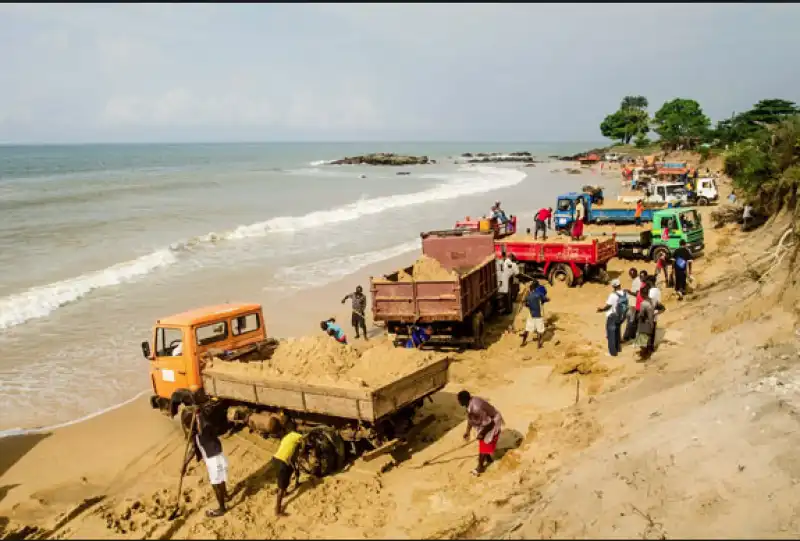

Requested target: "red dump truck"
[
  {"left": 495, "top": 234, "right": 617, "bottom": 287},
  {"left": 370, "top": 230, "right": 498, "bottom": 349}
]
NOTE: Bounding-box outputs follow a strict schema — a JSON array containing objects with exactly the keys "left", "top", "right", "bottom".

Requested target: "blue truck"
[{"left": 554, "top": 192, "right": 672, "bottom": 232}]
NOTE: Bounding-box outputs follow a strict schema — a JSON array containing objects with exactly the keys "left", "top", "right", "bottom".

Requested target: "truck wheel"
[
  {"left": 549, "top": 263, "right": 574, "bottom": 288},
  {"left": 651, "top": 246, "right": 670, "bottom": 263},
  {"left": 697, "top": 197, "right": 709, "bottom": 206},
  {"left": 597, "top": 268, "right": 610, "bottom": 284},
  {"left": 472, "top": 312, "right": 486, "bottom": 350}
]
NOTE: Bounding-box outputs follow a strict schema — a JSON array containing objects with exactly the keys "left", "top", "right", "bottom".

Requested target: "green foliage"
[
  {"left": 634, "top": 134, "right": 651, "bottom": 149},
  {"left": 712, "top": 99, "right": 798, "bottom": 147},
  {"left": 724, "top": 115, "right": 800, "bottom": 212},
  {"left": 698, "top": 146, "right": 711, "bottom": 161},
  {"left": 600, "top": 95, "right": 650, "bottom": 144},
  {"left": 653, "top": 99, "right": 710, "bottom": 150}
]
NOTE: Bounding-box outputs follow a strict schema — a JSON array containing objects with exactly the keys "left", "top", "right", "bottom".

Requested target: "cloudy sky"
[{"left": 1, "top": 3, "right": 799, "bottom": 144}]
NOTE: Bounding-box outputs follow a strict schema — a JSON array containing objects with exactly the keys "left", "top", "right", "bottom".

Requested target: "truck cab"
[
  {"left": 648, "top": 208, "right": 705, "bottom": 260},
  {"left": 554, "top": 192, "right": 592, "bottom": 232},
  {"left": 694, "top": 177, "right": 719, "bottom": 206},
  {"left": 140, "top": 303, "right": 266, "bottom": 412}
]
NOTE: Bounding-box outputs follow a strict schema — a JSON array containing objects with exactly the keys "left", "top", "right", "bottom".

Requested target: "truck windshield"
[
  {"left": 679, "top": 210, "right": 701, "bottom": 231},
  {"left": 557, "top": 199, "right": 572, "bottom": 212}
]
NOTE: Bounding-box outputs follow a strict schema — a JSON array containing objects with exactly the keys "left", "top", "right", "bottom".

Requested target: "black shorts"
[
  {"left": 351, "top": 312, "right": 365, "bottom": 327},
  {"left": 273, "top": 458, "right": 293, "bottom": 490}
]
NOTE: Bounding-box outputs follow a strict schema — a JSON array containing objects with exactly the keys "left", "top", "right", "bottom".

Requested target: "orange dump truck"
[
  {"left": 141, "top": 303, "right": 450, "bottom": 454},
  {"left": 370, "top": 230, "right": 498, "bottom": 348}
]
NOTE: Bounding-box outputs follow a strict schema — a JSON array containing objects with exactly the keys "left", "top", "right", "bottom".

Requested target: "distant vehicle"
[
  {"left": 618, "top": 183, "right": 689, "bottom": 206},
  {"left": 605, "top": 153, "right": 621, "bottom": 163}
]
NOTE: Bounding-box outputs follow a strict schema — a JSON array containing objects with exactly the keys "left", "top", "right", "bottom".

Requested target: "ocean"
[{"left": 0, "top": 142, "right": 599, "bottom": 433}]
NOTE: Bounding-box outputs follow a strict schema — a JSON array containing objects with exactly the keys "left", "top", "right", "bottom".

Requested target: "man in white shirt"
[
  {"left": 596, "top": 279, "right": 625, "bottom": 357},
  {"left": 504, "top": 254, "right": 520, "bottom": 304},
  {"left": 497, "top": 258, "right": 511, "bottom": 314},
  {"left": 647, "top": 278, "right": 664, "bottom": 353},
  {"left": 742, "top": 204, "right": 753, "bottom": 232},
  {"left": 172, "top": 341, "right": 183, "bottom": 356}
]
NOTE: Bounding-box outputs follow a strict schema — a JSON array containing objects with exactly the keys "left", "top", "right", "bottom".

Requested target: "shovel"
[
  {"left": 418, "top": 439, "right": 474, "bottom": 468},
  {"left": 168, "top": 408, "right": 197, "bottom": 521}
]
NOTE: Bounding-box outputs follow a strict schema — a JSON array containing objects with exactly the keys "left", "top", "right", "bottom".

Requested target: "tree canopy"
[
  {"left": 599, "top": 95, "right": 650, "bottom": 145},
  {"left": 652, "top": 98, "right": 710, "bottom": 150}
]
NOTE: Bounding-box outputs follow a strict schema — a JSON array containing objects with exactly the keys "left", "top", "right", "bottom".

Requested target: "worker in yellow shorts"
[{"left": 273, "top": 424, "right": 305, "bottom": 518}]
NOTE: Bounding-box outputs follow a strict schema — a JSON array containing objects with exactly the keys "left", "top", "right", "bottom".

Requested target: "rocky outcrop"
[
  {"left": 329, "top": 153, "right": 429, "bottom": 166},
  {"left": 557, "top": 147, "right": 609, "bottom": 161},
  {"left": 457, "top": 151, "right": 539, "bottom": 164}
]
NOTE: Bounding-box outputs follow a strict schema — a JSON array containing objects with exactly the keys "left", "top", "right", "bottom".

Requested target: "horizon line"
[{"left": 0, "top": 140, "right": 609, "bottom": 147}]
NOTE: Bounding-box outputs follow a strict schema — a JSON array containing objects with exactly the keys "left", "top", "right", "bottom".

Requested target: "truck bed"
[
  {"left": 202, "top": 357, "right": 450, "bottom": 424},
  {"left": 371, "top": 232, "right": 498, "bottom": 324},
  {"left": 495, "top": 234, "right": 617, "bottom": 265}
]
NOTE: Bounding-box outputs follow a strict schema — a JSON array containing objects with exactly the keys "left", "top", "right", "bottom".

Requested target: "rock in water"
[{"left": 329, "top": 153, "right": 430, "bottom": 166}]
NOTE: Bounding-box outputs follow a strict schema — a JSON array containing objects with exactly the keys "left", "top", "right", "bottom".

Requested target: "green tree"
[
  {"left": 713, "top": 99, "right": 798, "bottom": 147},
  {"left": 634, "top": 133, "right": 651, "bottom": 149},
  {"left": 724, "top": 115, "right": 800, "bottom": 212},
  {"left": 652, "top": 98, "right": 710, "bottom": 150},
  {"left": 599, "top": 96, "right": 650, "bottom": 144},
  {"left": 745, "top": 99, "right": 798, "bottom": 125}
]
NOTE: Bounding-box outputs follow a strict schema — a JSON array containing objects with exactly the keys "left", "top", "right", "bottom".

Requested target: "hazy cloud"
[{"left": 0, "top": 3, "right": 799, "bottom": 143}]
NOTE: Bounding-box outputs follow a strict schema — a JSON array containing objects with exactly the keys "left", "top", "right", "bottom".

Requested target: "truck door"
[{"left": 151, "top": 326, "right": 191, "bottom": 398}]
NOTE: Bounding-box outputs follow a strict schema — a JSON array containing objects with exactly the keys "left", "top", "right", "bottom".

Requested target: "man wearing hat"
[{"left": 596, "top": 278, "right": 627, "bottom": 356}]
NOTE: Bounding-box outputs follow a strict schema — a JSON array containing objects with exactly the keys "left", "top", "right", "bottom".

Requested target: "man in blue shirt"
[
  {"left": 406, "top": 321, "right": 433, "bottom": 348},
  {"left": 521, "top": 281, "right": 548, "bottom": 348},
  {"left": 320, "top": 318, "right": 347, "bottom": 345}
]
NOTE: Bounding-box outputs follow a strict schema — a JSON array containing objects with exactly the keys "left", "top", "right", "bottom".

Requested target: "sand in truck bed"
[
  {"left": 377, "top": 253, "right": 494, "bottom": 283},
  {"left": 204, "top": 336, "right": 447, "bottom": 390}
]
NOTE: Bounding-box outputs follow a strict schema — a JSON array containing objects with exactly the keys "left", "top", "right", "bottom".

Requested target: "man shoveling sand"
[{"left": 458, "top": 390, "right": 504, "bottom": 477}]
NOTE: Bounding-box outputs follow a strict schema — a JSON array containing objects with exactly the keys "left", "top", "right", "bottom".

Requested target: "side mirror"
[{"left": 141, "top": 341, "right": 151, "bottom": 359}]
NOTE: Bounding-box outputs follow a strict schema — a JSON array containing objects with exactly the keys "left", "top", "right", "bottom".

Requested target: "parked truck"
[
  {"left": 141, "top": 303, "right": 451, "bottom": 467},
  {"left": 370, "top": 230, "right": 498, "bottom": 349},
  {"left": 554, "top": 192, "right": 672, "bottom": 231},
  {"left": 494, "top": 234, "right": 617, "bottom": 287},
  {"left": 584, "top": 207, "right": 705, "bottom": 261}
]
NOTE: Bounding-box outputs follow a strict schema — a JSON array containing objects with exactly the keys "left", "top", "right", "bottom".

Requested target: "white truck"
[{"left": 618, "top": 178, "right": 719, "bottom": 206}]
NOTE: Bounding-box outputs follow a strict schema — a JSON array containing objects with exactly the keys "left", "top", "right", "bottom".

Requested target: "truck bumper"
[{"left": 689, "top": 242, "right": 705, "bottom": 254}]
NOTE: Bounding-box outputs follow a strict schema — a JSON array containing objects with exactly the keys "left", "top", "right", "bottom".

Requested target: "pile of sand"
[
  {"left": 499, "top": 233, "right": 594, "bottom": 245},
  {"left": 205, "top": 336, "right": 445, "bottom": 389},
  {"left": 395, "top": 255, "right": 459, "bottom": 282}
]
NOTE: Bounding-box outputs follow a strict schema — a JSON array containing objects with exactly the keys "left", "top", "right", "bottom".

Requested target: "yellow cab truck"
[{"left": 141, "top": 303, "right": 450, "bottom": 473}]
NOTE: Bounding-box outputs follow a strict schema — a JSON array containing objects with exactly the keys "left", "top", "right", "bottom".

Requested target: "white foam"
[
  {"left": 274, "top": 239, "right": 422, "bottom": 289},
  {"left": 0, "top": 249, "right": 177, "bottom": 330},
  {"left": 0, "top": 389, "right": 150, "bottom": 439},
  {"left": 308, "top": 159, "right": 333, "bottom": 166},
  {"left": 0, "top": 165, "right": 526, "bottom": 331},
  {"left": 226, "top": 165, "right": 526, "bottom": 238}
]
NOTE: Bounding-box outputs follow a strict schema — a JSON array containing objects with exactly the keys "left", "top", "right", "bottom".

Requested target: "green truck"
[{"left": 586, "top": 208, "right": 705, "bottom": 261}]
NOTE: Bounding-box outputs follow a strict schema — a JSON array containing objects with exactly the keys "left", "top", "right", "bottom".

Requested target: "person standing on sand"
[
  {"left": 534, "top": 207, "right": 553, "bottom": 240},
  {"left": 272, "top": 422, "right": 305, "bottom": 518},
  {"left": 647, "top": 276, "right": 665, "bottom": 353},
  {"left": 341, "top": 285, "right": 368, "bottom": 340},
  {"left": 496, "top": 256, "right": 512, "bottom": 315},
  {"left": 654, "top": 251, "right": 670, "bottom": 288},
  {"left": 634, "top": 284, "right": 656, "bottom": 360},
  {"left": 622, "top": 268, "right": 641, "bottom": 343},
  {"left": 180, "top": 398, "right": 229, "bottom": 518},
  {"left": 504, "top": 254, "right": 520, "bottom": 303},
  {"left": 672, "top": 240, "right": 694, "bottom": 300},
  {"left": 597, "top": 279, "right": 626, "bottom": 357},
  {"left": 520, "top": 280, "right": 548, "bottom": 348},
  {"left": 458, "top": 390, "right": 504, "bottom": 477}
]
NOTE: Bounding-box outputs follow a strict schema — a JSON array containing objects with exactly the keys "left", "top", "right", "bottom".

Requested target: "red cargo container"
[
  {"left": 370, "top": 230, "right": 498, "bottom": 348},
  {"left": 495, "top": 235, "right": 617, "bottom": 287}
]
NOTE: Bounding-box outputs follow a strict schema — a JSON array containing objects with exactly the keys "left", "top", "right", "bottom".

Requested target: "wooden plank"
[
  {"left": 202, "top": 371, "right": 373, "bottom": 400},
  {"left": 304, "top": 393, "right": 362, "bottom": 419},
  {"left": 361, "top": 438, "right": 400, "bottom": 462}
]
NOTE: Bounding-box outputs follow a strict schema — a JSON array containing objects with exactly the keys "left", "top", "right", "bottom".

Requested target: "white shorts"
[
  {"left": 204, "top": 453, "right": 229, "bottom": 485},
  {"left": 526, "top": 316, "right": 545, "bottom": 334}
]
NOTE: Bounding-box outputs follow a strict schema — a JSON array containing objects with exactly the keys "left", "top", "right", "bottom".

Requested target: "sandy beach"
[{"left": 2, "top": 153, "right": 799, "bottom": 540}]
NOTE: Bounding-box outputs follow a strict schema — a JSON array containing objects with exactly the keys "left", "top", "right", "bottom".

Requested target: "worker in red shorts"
[{"left": 458, "top": 390, "right": 504, "bottom": 477}]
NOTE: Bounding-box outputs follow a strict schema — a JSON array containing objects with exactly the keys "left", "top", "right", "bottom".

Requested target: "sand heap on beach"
[
  {"left": 393, "top": 254, "right": 495, "bottom": 282},
  {"left": 205, "top": 336, "right": 445, "bottom": 389}
]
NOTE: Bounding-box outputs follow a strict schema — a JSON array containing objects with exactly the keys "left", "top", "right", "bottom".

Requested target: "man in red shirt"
[{"left": 534, "top": 207, "right": 552, "bottom": 240}]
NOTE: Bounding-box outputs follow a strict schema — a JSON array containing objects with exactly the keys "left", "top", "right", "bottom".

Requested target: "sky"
[{"left": 1, "top": 3, "right": 799, "bottom": 144}]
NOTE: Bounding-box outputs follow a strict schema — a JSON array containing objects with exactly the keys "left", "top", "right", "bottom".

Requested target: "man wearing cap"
[{"left": 596, "top": 278, "right": 626, "bottom": 356}]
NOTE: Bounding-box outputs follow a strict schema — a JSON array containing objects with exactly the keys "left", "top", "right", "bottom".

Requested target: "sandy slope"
[{"left": 2, "top": 170, "right": 799, "bottom": 540}]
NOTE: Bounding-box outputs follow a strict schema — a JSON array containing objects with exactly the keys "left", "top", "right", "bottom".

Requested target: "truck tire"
[
  {"left": 472, "top": 311, "right": 486, "bottom": 350},
  {"left": 549, "top": 263, "right": 575, "bottom": 288},
  {"left": 697, "top": 197, "right": 709, "bottom": 206},
  {"left": 651, "top": 246, "right": 670, "bottom": 263}
]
